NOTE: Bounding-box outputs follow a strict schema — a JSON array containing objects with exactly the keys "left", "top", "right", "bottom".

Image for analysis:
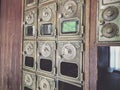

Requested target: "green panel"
[{"left": 61, "top": 20, "right": 78, "bottom": 33}]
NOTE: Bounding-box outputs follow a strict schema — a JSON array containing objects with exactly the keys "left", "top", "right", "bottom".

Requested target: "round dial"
[
  {"left": 62, "top": 0, "right": 77, "bottom": 18},
  {"left": 102, "top": 6, "right": 119, "bottom": 21},
  {"left": 41, "top": 44, "right": 51, "bottom": 57},
  {"left": 42, "top": 7, "right": 52, "bottom": 21},
  {"left": 101, "top": 23, "right": 119, "bottom": 38},
  {"left": 25, "top": 42, "right": 34, "bottom": 55},
  {"left": 24, "top": 74, "right": 33, "bottom": 86},
  {"left": 25, "top": 11, "right": 34, "bottom": 24},
  {"left": 62, "top": 44, "right": 76, "bottom": 60},
  {"left": 40, "top": 79, "right": 50, "bottom": 90}
]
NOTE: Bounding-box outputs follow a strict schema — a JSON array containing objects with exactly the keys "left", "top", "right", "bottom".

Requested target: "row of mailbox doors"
[
  {"left": 22, "top": 0, "right": 85, "bottom": 90},
  {"left": 22, "top": 40, "right": 84, "bottom": 90}
]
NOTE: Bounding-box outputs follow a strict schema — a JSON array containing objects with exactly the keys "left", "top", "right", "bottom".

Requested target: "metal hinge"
[
  {"left": 81, "top": 25, "right": 84, "bottom": 35},
  {"left": 81, "top": 43, "right": 84, "bottom": 52},
  {"left": 80, "top": 72, "right": 84, "bottom": 81}
]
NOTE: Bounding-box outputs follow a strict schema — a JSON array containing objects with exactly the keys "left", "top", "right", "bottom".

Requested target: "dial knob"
[
  {"left": 42, "top": 7, "right": 52, "bottom": 21},
  {"left": 101, "top": 23, "right": 119, "bottom": 38},
  {"left": 102, "top": 6, "right": 119, "bottom": 21},
  {"left": 62, "top": 44, "right": 76, "bottom": 60},
  {"left": 40, "top": 79, "right": 50, "bottom": 90},
  {"left": 62, "top": 0, "right": 77, "bottom": 18},
  {"left": 25, "top": 11, "right": 34, "bottom": 24},
  {"left": 25, "top": 42, "right": 34, "bottom": 55},
  {"left": 41, "top": 44, "right": 51, "bottom": 57},
  {"left": 24, "top": 74, "right": 33, "bottom": 86}
]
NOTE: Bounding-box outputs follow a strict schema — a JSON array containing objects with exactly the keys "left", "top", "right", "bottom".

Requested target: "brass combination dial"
[
  {"left": 25, "top": 11, "right": 35, "bottom": 24},
  {"left": 24, "top": 74, "right": 33, "bottom": 86},
  {"left": 62, "top": 44, "right": 76, "bottom": 60},
  {"left": 39, "top": 79, "right": 50, "bottom": 90},
  {"left": 42, "top": 7, "right": 52, "bottom": 21},
  {"left": 101, "top": 23, "right": 119, "bottom": 38},
  {"left": 102, "top": 6, "right": 119, "bottom": 21},
  {"left": 62, "top": 0, "right": 77, "bottom": 18},
  {"left": 41, "top": 44, "right": 51, "bottom": 57}
]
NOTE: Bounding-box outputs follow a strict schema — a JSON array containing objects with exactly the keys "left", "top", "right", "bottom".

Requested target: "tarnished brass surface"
[
  {"left": 37, "top": 75, "right": 55, "bottom": 90},
  {"left": 97, "top": 0, "right": 120, "bottom": 42},
  {"left": 57, "top": 41, "right": 84, "bottom": 84},
  {"left": 24, "top": 8, "right": 37, "bottom": 39},
  {"left": 37, "top": 41, "right": 56, "bottom": 77},
  {"left": 24, "top": 0, "right": 38, "bottom": 10},
  {"left": 22, "top": 71, "right": 36, "bottom": 90},
  {"left": 22, "top": 0, "right": 85, "bottom": 90}
]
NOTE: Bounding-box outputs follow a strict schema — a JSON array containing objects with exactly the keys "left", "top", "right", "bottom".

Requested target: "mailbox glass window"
[
  {"left": 40, "top": 24, "right": 52, "bottom": 35},
  {"left": 26, "top": 0, "right": 34, "bottom": 5},
  {"left": 26, "top": 26, "right": 33, "bottom": 36},
  {"left": 40, "top": 59, "right": 52, "bottom": 72},
  {"left": 61, "top": 20, "right": 78, "bottom": 33},
  {"left": 24, "top": 87, "right": 32, "bottom": 90},
  {"left": 61, "top": 62, "right": 78, "bottom": 78},
  {"left": 25, "top": 56, "right": 34, "bottom": 67}
]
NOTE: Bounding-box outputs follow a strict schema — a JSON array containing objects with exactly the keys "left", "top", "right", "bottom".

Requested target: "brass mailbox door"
[{"left": 97, "top": 0, "right": 120, "bottom": 42}]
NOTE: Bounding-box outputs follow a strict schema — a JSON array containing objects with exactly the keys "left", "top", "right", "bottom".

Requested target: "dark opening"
[
  {"left": 40, "top": 24, "right": 52, "bottom": 35},
  {"left": 24, "top": 87, "right": 32, "bottom": 90},
  {"left": 61, "top": 20, "right": 78, "bottom": 34},
  {"left": 26, "top": 0, "right": 34, "bottom": 5},
  {"left": 61, "top": 62, "right": 78, "bottom": 78},
  {"left": 40, "top": 59, "right": 52, "bottom": 72},
  {"left": 58, "top": 81, "right": 83, "bottom": 90},
  {"left": 26, "top": 26, "right": 33, "bottom": 36},
  {"left": 25, "top": 56, "right": 34, "bottom": 67},
  {"left": 97, "top": 46, "right": 120, "bottom": 90}
]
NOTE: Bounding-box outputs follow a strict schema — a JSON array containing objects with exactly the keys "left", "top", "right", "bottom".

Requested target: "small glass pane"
[
  {"left": 24, "top": 87, "right": 32, "bottom": 90},
  {"left": 25, "top": 56, "right": 34, "bottom": 67},
  {"left": 40, "top": 24, "right": 52, "bottom": 35},
  {"left": 40, "top": 59, "right": 52, "bottom": 72},
  {"left": 26, "top": 26, "right": 33, "bottom": 36},
  {"left": 26, "top": 0, "right": 34, "bottom": 5},
  {"left": 61, "top": 62, "right": 78, "bottom": 78},
  {"left": 61, "top": 20, "right": 78, "bottom": 33}
]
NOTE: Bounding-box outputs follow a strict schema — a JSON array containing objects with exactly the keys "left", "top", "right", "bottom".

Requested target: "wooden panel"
[
  {"left": 85, "top": 0, "right": 90, "bottom": 90},
  {"left": 89, "top": 0, "right": 98, "bottom": 90},
  {"left": 0, "top": 0, "right": 22, "bottom": 90}
]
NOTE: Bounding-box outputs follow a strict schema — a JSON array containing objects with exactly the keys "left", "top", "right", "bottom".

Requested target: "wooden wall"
[{"left": 0, "top": 0, "right": 22, "bottom": 90}]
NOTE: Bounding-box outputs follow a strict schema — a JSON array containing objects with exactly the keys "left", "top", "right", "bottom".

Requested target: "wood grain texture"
[
  {"left": 0, "top": 0, "right": 22, "bottom": 90},
  {"left": 89, "top": 0, "right": 98, "bottom": 90},
  {"left": 85, "top": 0, "right": 90, "bottom": 90}
]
